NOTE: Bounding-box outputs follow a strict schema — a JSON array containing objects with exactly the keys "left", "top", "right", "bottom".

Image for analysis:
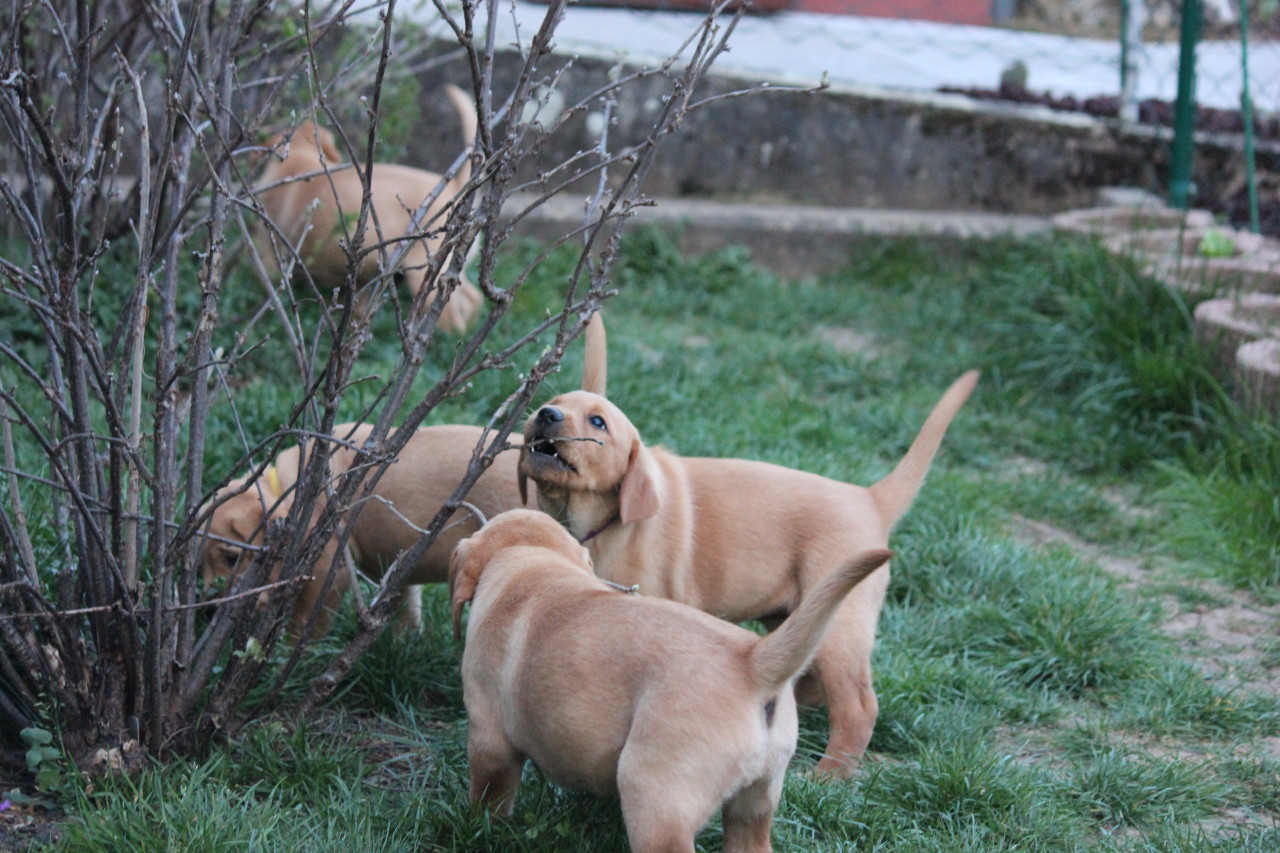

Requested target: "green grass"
[
  {"left": 1158, "top": 452, "right": 1280, "bottom": 590},
  {"left": 32, "top": 230, "right": 1280, "bottom": 850}
]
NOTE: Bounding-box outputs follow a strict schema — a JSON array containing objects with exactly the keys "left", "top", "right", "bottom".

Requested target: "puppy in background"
[
  {"left": 518, "top": 367, "right": 978, "bottom": 778},
  {"left": 450, "top": 508, "right": 890, "bottom": 853},
  {"left": 254, "top": 84, "right": 481, "bottom": 332}
]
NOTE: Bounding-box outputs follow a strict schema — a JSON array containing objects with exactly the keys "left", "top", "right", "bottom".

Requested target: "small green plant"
[
  {"left": 21, "top": 727, "right": 76, "bottom": 804},
  {"left": 1197, "top": 229, "right": 1237, "bottom": 258}
]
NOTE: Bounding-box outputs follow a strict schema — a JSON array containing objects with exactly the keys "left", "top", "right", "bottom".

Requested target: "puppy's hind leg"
[
  {"left": 618, "top": 800, "right": 699, "bottom": 853},
  {"left": 803, "top": 561, "right": 889, "bottom": 779},
  {"left": 405, "top": 239, "right": 480, "bottom": 334},
  {"left": 617, "top": 758, "right": 707, "bottom": 853},
  {"left": 466, "top": 716, "right": 523, "bottom": 817},
  {"left": 808, "top": 622, "right": 879, "bottom": 779},
  {"left": 721, "top": 777, "right": 782, "bottom": 853}
]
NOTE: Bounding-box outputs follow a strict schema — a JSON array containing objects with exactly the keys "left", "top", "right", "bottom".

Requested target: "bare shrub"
[{"left": 0, "top": 0, "right": 750, "bottom": 776}]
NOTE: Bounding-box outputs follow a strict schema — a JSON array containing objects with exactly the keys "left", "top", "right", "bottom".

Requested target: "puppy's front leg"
[
  {"left": 393, "top": 584, "right": 424, "bottom": 632},
  {"left": 467, "top": 718, "right": 523, "bottom": 816},
  {"left": 619, "top": 808, "right": 699, "bottom": 853},
  {"left": 291, "top": 538, "right": 350, "bottom": 639}
]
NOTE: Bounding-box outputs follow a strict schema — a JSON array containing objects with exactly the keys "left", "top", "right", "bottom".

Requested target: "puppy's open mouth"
[{"left": 527, "top": 437, "right": 578, "bottom": 473}]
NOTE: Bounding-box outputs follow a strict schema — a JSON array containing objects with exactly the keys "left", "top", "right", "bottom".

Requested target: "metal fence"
[
  {"left": 467, "top": 0, "right": 1275, "bottom": 226},
  {"left": 495, "top": 0, "right": 1277, "bottom": 117}
]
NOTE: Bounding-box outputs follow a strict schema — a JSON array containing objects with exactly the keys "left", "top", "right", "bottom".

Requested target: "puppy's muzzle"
[{"left": 525, "top": 407, "right": 576, "bottom": 473}]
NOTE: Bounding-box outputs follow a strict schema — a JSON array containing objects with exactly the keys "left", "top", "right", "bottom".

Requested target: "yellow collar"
[{"left": 264, "top": 465, "right": 281, "bottom": 499}]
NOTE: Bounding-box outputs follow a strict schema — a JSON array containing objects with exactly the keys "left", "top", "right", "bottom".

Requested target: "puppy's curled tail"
[
  {"left": 748, "top": 549, "right": 891, "bottom": 691},
  {"left": 443, "top": 84, "right": 478, "bottom": 190},
  {"left": 868, "top": 370, "right": 979, "bottom": 530}
]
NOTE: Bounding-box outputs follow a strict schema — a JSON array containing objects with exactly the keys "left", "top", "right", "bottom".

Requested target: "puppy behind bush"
[
  {"left": 198, "top": 315, "right": 607, "bottom": 636},
  {"left": 450, "top": 509, "right": 890, "bottom": 853},
  {"left": 254, "top": 84, "right": 481, "bottom": 331},
  {"left": 197, "top": 423, "right": 526, "bottom": 636}
]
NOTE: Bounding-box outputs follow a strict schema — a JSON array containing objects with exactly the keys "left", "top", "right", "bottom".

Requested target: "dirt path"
[{"left": 1010, "top": 511, "right": 1280, "bottom": 764}]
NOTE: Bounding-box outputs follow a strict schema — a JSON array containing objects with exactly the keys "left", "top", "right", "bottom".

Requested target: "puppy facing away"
[
  {"left": 517, "top": 369, "right": 978, "bottom": 778},
  {"left": 254, "top": 84, "right": 481, "bottom": 332},
  {"left": 450, "top": 508, "right": 891, "bottom": 853},
  {"left": 198, "top": 422, "right": 527, "bottom": 635}
]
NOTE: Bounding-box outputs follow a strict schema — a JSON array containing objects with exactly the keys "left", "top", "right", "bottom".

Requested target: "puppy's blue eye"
[{"left": 589, "top": 415, "right": 607, "bottom": 431}]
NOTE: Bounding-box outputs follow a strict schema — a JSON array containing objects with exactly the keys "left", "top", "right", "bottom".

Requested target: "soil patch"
[
  {"left": 815, "top": 325, "right": 881, "bottom": 357},
  {"left": 0, "top": 801, "right": 62, "bottom": 852},
  {"left": 1008, "top": 514, "right": 1280, "bottom": 701}
]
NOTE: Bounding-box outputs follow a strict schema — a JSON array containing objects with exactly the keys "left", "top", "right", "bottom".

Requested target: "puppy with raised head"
[
  {"left": 518, "top": 368, "right": 978, "bottom": 778},
  {"left": 254, "top": 84, "right": 481, "bottom": 332},
  {"left": 450, "top": 508, "right": 890, "bottom": 853}
]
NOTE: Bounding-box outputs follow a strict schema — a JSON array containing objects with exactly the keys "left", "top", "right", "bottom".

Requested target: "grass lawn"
[{"left": 33, "top": 230, "right": 1280, "bottom": 851}]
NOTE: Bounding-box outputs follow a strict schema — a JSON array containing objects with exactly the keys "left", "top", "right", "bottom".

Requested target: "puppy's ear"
[
  {"left": 449, "top": 539, "right": 480, "bottom": 641},
  {"left": 274, "top": 444, "right": 303, "bottom": 494},
  {"left": 618, "top": 440, "right": 660, "bottom": 524},
  {"left": 517, "top": 468, "right": 529, "bottom": 506},
  {"left": 227, "top": 477, "right": 297, "bottom": 557},
  {"left": 227, "top": 497, "right": 269, "bottom": 546}
]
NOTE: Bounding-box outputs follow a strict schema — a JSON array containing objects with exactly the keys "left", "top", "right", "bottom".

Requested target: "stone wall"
[{"left": 411, "top": 50, "right": 1278, "bottom": 221}]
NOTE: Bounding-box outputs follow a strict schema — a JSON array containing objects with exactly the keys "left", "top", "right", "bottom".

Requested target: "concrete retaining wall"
[{"left": 412, "top": 50, "right": 1278, "bottom": 219}]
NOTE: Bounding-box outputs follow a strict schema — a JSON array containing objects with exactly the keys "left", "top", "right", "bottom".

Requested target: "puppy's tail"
[
  {"left": 581, "top": 310, "right": 607, "bottom": 396},
  {"left": 748, "top": 549, "right": 891, "bottom": 691},
  {"left": 867, "top": 370, "right": 978, "bottom": 530},
  {"left": 443, "top": 84, "right": 478, "bottom": 191}
]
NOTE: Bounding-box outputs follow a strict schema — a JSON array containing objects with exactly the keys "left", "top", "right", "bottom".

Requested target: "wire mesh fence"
[
  {"left": 511, "top": 0, "right": 1278, "bottom": 129},
  {"left": 490, "top": 0, "right": 1277, "bottom": 229}
]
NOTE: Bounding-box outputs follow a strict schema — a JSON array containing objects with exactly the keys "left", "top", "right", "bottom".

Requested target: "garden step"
[
  {"left": 1238, "top": 338, "right": 1280, "bottom": 418},
  {"left": 1055, "top": 202, "right": 1280, "bottom": 420},
  {"left": 1193, "top": 294, "right": 1280, "bottom": 374},
  {"left": 1051, "top": 204, "right": 1215, "bottom": 237},
  {"left": 503, "top": 193, "right": 1049, "bottom": 278}
]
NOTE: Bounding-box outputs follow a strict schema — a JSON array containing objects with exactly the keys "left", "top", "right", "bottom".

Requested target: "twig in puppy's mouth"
[
  {"left": 524, "top": 436, "right": 606, "bottom": 449},
  {"left": 522, "top": 435, "right": 605, "bottom": 473}
]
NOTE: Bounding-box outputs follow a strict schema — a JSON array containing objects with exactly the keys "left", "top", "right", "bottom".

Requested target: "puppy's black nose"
[{"left": 537, "top": 406, "right": 564, "bottom": 425}]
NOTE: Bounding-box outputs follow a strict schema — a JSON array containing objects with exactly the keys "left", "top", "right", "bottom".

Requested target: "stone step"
[
  {"left": 1056, "top": 203, "right": 1280, "bottom": 419},
  {"left": 1238, "top": 339, "right": 1280, "bottom": 418},
  {"left": 504, "top": 194, "right": 1049, "bottom": 278},
  {"left": 1194, "top": 294, "right": 1280, "bottom": 374},
  {"left": 1054, "top": 205, "right": 1280, "bottom": 294}
]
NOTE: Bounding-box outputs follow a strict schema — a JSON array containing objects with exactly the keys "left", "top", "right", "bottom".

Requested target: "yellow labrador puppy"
[
  {"left": 255, "top": 84, "right": 481, "bottom": 332},
  {"left": 198, "top": 422, "right": 526, "bottom": 635},
  {"left": 517, "top": 370, "right": 978, "bottom": 777},
  {"left": 199, "top": 314, "right": 607, "bottom": 634},
  {"left": 450, "top": 508, "right": 890, "bottom": 853}
]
